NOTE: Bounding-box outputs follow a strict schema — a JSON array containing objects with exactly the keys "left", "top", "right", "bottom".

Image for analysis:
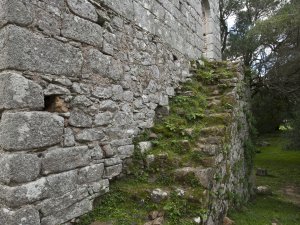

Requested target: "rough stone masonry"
[{"left": 0, "top": 0, "right": 222, "bottom": 224}]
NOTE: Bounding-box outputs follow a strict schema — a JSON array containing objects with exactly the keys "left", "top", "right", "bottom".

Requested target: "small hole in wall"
[
  {"left": 97, "top": 15, "right": 106, "bottom": 27},
  {"left": 44, "top": 95, "right": 69, "bottom": 113},
  {"left": 173, "top": 54, "right": 178, "bottom": 61}
]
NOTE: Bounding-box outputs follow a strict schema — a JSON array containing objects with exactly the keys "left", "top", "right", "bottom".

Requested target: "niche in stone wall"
[
  {"left": 201, "top": 0, "right": 211, "bottom": 52},
  {"left": 44, "top": 95, "right": 69, "bottom": 113}
]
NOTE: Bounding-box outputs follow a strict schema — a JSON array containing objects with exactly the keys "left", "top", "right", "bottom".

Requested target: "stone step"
[
  {"left": 174, "top": 167, "right": 214, "bottom": 189},
  {"left": 206, "top": 95, "right": 222, "bottom": 101},
  {"left": 200, "top": 126, "right": 226, "bottom": 136},
  {"left": 198, "top": 136, "right": 224, "bottom": 145},
  {"left": 207, "top": 99, "right": 222, "bottom": 108},
  {"left": 203, "top": 113, "right": 231, "bottom": 125},
  {"left": 194, "top": 144, "right": 221, "bottom": 156}
]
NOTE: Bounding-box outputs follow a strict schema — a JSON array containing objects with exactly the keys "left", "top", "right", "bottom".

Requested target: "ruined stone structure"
[{"left": 0, "top": 0, "right": 250, "bottom": 225}]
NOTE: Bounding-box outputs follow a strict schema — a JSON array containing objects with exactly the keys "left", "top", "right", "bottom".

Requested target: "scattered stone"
[
  {"left": 148, "top": 211, "right": 159, "bottom": 220},
  {"left": 138, "top": 141, "right": 152, "bottom": 154},
  {"left": 256, "top": 168, "right": 268, "bottom": 176},
  {"left": 152, "top": 216, "right": 164, "bottom": 225},
  {"left": 175, "top": 188, "right": 185, "bottom": 197},
  {"left": 184, "top": 128, "right": 194, "bottom": 136},
  {"left": 256, "top": 186, "right": 272, "bottom": 195},
  {"left": 149, "top": 133, "right": 158, "bottom": 139},
  {"left": 151, "top": 188, "right": 169, "bottom": 203},
  {"left": 223, "top": 216, "right": 235, "bottom": 225},
  {"left": 194, "top": 217, "right": 202, "bottom": 224},
  {"left": 257, "top": 141, "right": 270, "bottom": 147}
]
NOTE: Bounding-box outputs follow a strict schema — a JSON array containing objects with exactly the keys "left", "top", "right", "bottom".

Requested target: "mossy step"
[
  {"left": 198, "top": 136, "right": 224, "bottom": 145},
  {"left": 207, "top": 99, "right": 222, "bottom": 109},
  {"left": 194, "top": 143, "right": 221, "bottom": 156},
  {"left": 206, "top": 95, "right": 223, "bottom": 101},
  {"left": 200, "top": 125, "right": 226, "bottom": 136},
  {"left": 203, "top": 113, "right": 232, "bottom": 125},
  {"left": 174, "top": 167, "right": 214, "bottom": 189}
]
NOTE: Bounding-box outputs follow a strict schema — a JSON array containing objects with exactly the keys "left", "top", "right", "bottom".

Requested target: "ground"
[{"left": 229, "top": 133, "right": 300, "bottom": 225}]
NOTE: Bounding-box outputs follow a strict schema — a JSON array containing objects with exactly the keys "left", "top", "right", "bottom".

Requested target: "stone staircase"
[{"left": 77, "top": 61, "right": 251, "bottom": 225}]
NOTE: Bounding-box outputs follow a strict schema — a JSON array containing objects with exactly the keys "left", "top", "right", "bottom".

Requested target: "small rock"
[
  {"left": 138, "top": 141, "right": 152, "bottom": 154},
  {"left": 256, "top": 186, "right": 272, "bottom": 195},
  {"left": 157, "top": 211, "right": 165, "bottom": 217},
  {"left": 223, "top": 216, "right": 235, "bottom": 225},
  {"left": 256, "top": 168, "right": 268, "bottom": 176},
  {"left": 212, "top": 89, "right": 220, "bottom": 95},
  {"left": 151, "top": 188, "right": 168, "bottom": 203},
  {"left": 148, "top": 211, "right": 159, "bottom": 220},
  {"left": 152, "top": 217, "right": 164, "bottom": 225},
  {"left": 175, "top": 188, "right": 185, "bottom": 197},
  {"left": 184, "top": 128, "right": 194, "bottom": 136},
  {"left": 145, "top": 154, "right": 155, "bottom": 167},
  {"left": 257, "top": 141, "right": 270, "bottom": 147},
  {"left": 193, "top": 217, "right": 202, "bottom": 224},
  {"left": 149, "top": 133, "right": 158, "bottom": 139}
]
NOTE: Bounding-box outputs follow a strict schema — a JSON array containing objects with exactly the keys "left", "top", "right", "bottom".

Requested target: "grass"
[
  {"left": 229, "top": 132, "right": 300, "bottom": 224},
  {"left": 229, "top": 196, "right": 300, "bottom": 225}
]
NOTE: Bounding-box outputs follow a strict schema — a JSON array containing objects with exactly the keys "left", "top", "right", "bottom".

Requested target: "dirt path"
[{"left": 281, "top": 185, "right": 300, "bottom": 206}]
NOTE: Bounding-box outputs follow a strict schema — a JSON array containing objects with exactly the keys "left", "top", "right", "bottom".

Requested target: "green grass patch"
[
  {"left": 229, "top": 196, "right": 300, "bottom": 225},
  {"left": 255, "top": 133, "right": 300, "bottom": 191},
  {"left": 229, "top": 133, "right": 300, "bottom": 224}
]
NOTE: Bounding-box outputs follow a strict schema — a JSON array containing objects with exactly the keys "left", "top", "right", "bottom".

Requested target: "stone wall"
[{"left": 0, "top": 0, "right": 221, "bottom": 224}]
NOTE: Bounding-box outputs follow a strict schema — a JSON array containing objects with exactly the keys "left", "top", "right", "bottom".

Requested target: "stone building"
[{"left": 0, "top": 1, "right": 240, "bottom": 225}]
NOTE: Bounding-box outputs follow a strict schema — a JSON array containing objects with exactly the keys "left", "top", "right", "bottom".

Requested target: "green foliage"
[{"left": 251, "top": 89, "right": 290, "bottom": 134}]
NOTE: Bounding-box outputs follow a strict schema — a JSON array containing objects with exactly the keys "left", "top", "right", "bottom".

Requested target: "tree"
[
  {"left": 219, "top": 0, "right": 242, "bottom": 57},
  {"left": 220, "top": 0, "right": 300, "bottom": 133},
  {"left": 222, "top": 0, "right": 281, "bottom": 66}
]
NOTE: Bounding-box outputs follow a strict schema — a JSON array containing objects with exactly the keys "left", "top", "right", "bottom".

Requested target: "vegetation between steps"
[{"left": 78, "top": 61, "right": 241, "bottom": 225}]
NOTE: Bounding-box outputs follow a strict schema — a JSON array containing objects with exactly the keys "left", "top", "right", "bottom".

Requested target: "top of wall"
[{"left": 94, "top": 0, "right": 221, "bottom": 59}]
